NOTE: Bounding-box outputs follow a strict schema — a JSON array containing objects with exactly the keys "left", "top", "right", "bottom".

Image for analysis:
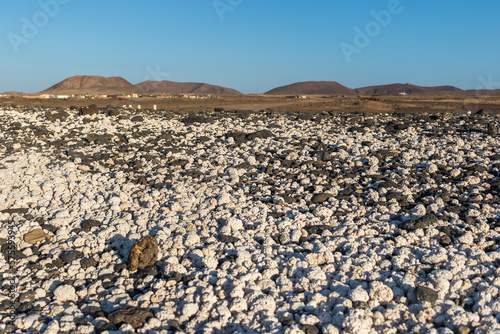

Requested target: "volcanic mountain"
[
  {"left": 1, "top": 91, "right": 23, "bottom": 96},
  {"left": 41, "top": 75, "right": 140, "bottom": 95},
  {"left": 135, "top": 80, "right": 242, "bottom": 95},
  {"left": 355, "top": 83, "right": 464, "bottom": 95},
  {"left": 265, "top": 81, "right": 355, "bottom": 95}
]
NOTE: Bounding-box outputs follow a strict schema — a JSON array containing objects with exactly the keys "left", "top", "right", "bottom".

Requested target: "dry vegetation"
[{"left": 2, "top": 94, "right": 500, "bottom": 114}]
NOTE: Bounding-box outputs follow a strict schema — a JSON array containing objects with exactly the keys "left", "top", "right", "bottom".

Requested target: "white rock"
[
  {"left": 182, "top": 303, "right": 199, "bottom": 318},
  {"left": 53, "top": 285, "right": 77, "bottom": 302},
  {"left": 369, "top": 281, "right": 393, "bottom": 303},
  {"left": 350, "top": 286, "right": 369, "bottom": 302}
]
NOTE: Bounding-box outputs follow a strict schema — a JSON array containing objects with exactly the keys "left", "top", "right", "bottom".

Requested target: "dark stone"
[
  {"left": 19, "top": 290, "right": 36, "bottom": 303},
  {"left": 282, "top": 195, "right": 298, "bottom": 204},
  {"left": 414, "top": 286, "right": 438, "bottom": 305},
  {"left": 400, "top": 214, "right": 439, "bottom": 230},
  {"left": 107, "top": 109, "right": 121, "bottom": 117},
  {"left": 280, "top": 316, "right": 295, "bottom": 326},
  {"left": 311, "top": 193, "right": 333, "bottom": 204},
  {"left": 107, "top": 306, "right": 153, "bottom": 329},
  {"left": 378, "top": 180, "right": 398, "bottom": 189},
  {"left": 80, "top": 258, "right": 98, "bottom": 269},
  {"left": 484, "top": 244, "right": 497, "bottom": 252},
  {"left": 75, "top": 317, "right": 91, "bottom": 326},
  {"left": 1, "top": 207, "right": 29, "bottom": 215},
  {"left": 51, "top": 258, "right": 65, "bottom": 268},
  {"left": 169, "top": 320, "right": 183, "bottom": 332},
  {"left": 59, "top": 250, "right": 84, "bottom": 264},
  {"left": 219, "top": 234, "right": 240, "bottom": 243},
  {"left": 131, "top": 115, "right": 144, "bottom": 122},
  {"left": 127, "top": 236, "right": 159, "bottom": 271},
  {"left": 40, "top": 223, "right": 57, "bottom": 233},
  {"left": 353, "top": 301, "right": 369, "bottom": 309},
  {"left": 166, "top": 272, "right": 183, "bottom": 283},
  {"left": 45, "top": 111, "right": 69, "bottom": 121},
  {"left": 440, "top": 235, "right": 452, "bottom": 247},
  {"left": 131, "top": 265, "right": 159, "bottom": 279},
  {"left": 214, "top": 107, "right": 225, "bottom": 112},
  {"left": 304, "top": 225, "right": 333, "bottom": 235},
  {"left": 94, "top": 320, "right": 116, "bottom": 332},
  {"left": 246, "top": 129, "right": 274, "bottom": 140},
  {"left": 488, "top": 123, "right": 498, "bottom": 137},
  {"left": 99, "top": 273, "right": 118, "bottom": 281},
  {"left": 170, "top": 159, "right": 189, "bottom": 167},
  {"left": 17, "top": 301, "right": 33, "bottom": 312},
  {"left": 301, "top": 324, "right": 320, "bottom": 334},
  {"left": 377, "top": 149, "right": 399, "bottom": 158},
  {"left": 79, "top": 104, "right": 99, "bottom": 116},
  {"left": 446, "top": 206, "right": 462, "bottom": 215},
  {"left": 80, "top": 219, "right": 102, "bottom": 232},
  {"left": 114, "top": 263, "right": 127, "bottom": 272},
  {"left": 102, "top": 281, "right": 114, "bottom": 289}
]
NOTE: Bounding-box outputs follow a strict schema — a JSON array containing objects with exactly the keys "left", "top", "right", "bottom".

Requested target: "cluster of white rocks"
[{"left": 0, "top": 106, "right": 499, "bottom": 333}]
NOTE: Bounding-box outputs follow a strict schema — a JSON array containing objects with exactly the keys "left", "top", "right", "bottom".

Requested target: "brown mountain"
[
  {"left": 355, "top": 83, "right": 464, "bottom": 95},
  {"left": 136, "top": 80, "right": 242, "bottom": 95},
  {"left": 1, "top": 91, "right": 24, "bottom": 96},
  {"left": 41, "top": 75, "right": 140, "bottom": 95},
  {"left": 265, "top": 81, "right": 355, "bottom": 95}
]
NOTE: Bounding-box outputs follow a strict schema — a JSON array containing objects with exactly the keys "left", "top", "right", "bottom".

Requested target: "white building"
[{"left": 49, "top": 95, "right": 71, "bottom": 99}]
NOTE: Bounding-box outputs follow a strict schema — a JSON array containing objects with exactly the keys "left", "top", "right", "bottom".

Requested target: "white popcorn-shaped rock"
[
  {"left": 369, "top": 281, "right": 393, "bottom": 303},
  {"left": 185, "top": 231, "right": 200, "bottom": 246},
  {"left": 342, "top": 309, "right": 373, "bottom": 334},
  {"left": 250, "top": 295, "right": 276, "bottom": 313},
  {"left": 182, "top": 303, "right": 199, "bottom": 318},
  {"left": 53, "top": 285, "right": 77, "bottom": 302},
  {"left": 226, "top": 217, "right": 243, "bottom": 231},
  {"left": 349, "top": 286, "right": 369, "bottom": 302}
]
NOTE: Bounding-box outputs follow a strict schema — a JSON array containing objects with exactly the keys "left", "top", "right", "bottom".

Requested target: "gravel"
[{"left": 0, "top": 106, "right": 499, "bottom": 333}]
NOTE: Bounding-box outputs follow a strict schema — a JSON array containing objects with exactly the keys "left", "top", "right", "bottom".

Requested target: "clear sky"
[{"left": 1, "top": 0, "right": 499, "bottom": 94}]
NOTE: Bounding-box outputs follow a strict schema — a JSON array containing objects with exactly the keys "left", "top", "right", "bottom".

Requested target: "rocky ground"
[{"left": 0, "top": 106, "right": 499, "bottom": 333}]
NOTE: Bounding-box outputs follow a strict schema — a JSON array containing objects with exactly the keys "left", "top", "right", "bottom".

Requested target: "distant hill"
[
  {"left": 355, "top": 83, "right": 464, "bottom": 95},
  {"left": 1, "top": 91, "right": 23, "bottom": 96},
  {"left": 41, "top": 75, "right": 140, "bottom": 95},
  {"left": 136, "top": 80, "right": 242, "bottom": 95},
  {"left": 265, "top": 81, "right": 355, "bottom": 95}
]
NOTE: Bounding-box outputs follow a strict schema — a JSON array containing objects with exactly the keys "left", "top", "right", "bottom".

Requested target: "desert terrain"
[{"left": 2, "top": 93, "right": 500, "bottom": 115}]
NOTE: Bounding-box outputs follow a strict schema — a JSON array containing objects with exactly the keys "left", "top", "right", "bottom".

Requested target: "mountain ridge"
[
  {"left": 11, "top": 76, "right": 500, "bottom": 96},
  {"left": 135, "top": 80, "right": 242, "bottom": 95}
]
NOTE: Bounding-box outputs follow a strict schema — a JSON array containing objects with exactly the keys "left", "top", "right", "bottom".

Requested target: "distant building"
[
  {"left": 285, "top": 95, "right": 309, "bottom": 99},
  {"left": 399, "top": 92, "right": 408, "bottom": 96},
  {"left": 50, "top": 95, "right": 71, "bottom": 99}
]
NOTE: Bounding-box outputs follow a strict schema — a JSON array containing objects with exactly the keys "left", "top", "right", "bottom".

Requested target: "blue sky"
[{"left": 1, "top": 0, "right": 499, "bottom": 94}]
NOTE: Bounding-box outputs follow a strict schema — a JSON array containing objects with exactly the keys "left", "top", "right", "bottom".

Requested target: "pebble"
[
  {"left": 53, "top": 285, "right": 77, "bottom": 302},
  {"left": 127, "top": 236, "right": 159, "bottom": 271},
  {"left": 415, "top": 286, "right": 439, "bottom": 305},
  {"left": 23, "top": 229, "right": 50, "bottom": 244},
  {"left": 107, "top": 307, "right": 153, "bottom": 329}
]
